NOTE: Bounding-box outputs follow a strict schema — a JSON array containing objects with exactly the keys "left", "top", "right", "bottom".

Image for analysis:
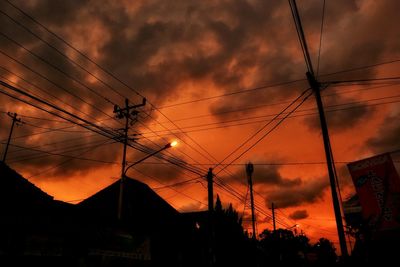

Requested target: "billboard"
[{"left": 347, "top": 153, "right": 400, "bottom": 231}]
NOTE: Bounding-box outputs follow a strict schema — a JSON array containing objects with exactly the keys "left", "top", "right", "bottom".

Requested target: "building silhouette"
[{"left": 0, "top": 162, "right": 192, "bottom": 266}]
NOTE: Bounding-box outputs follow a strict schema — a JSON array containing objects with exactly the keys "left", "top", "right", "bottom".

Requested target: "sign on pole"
[{"left": 347, "top": 153, "right": 400, "bottom": 231}]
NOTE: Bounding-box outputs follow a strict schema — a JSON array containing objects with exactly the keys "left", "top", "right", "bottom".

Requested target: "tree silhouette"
[
  {"left": 258, "top": 228, "right": 310, "bottom": 266},
  {"left": 212, "top": 195, "right": 252, "bottom": 267},
  {"left": 312, "top": 238, "right": 337, "bottom": 266}
]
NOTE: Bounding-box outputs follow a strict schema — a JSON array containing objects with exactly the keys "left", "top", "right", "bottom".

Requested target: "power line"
[
  {"left": 126, "top": 142, "right": 206, "bottom": 177},
  {"left": 146, "top": 81, "right": 399, "bottom": 126},
  {"left": 153, "top": 177, "right": 203, "bottom": 190},
  {"left": 157, "top": 79, "right": 306, "bottom": 109},
  {"left": 319, "top": 59, "right": 400, "bottom": 78},
  {"left": 1, "top": 1, "right": 260, "bottom": 222},
  {"left": 4, "top": 139, "right": 117, "bottom": 164},
  {"left": 0, "top": 0, "right": 311, "bottom": 176},
  {"left": 0, "top": 81, "right": 118, "bottom": 139},
  {"left": 213, "top": 88, "right": 311, "bottom": 172},
  {"left": 145, "top": 89, "right": 316, "bottom": 208},
  {"left": 26, "top": 139, "right": 116, "bottom": 179},
  {"left": 215, "top": 184, "right": 267, "bottom": 231},
  {"left": 116, "top": 161, "right": 354, "bottom": 166},
  {"left": 1, "top": 123, "right": 88, "bottom": 142},
  {"left": 213, "top": 174, "right": 291, "bottom": 229},
  {"left": 325, "top": 76, "right": 400, "bottom": 85},
  {"left": 5, "top": 0, "right": 400, "bottom": 112},
  {"left": 216, "top": 90, "right": 313, "bottom": 175},
  {"left": 289, "top": 0, "right": 314, "bottom": 74},
  {"left": 0, "top": 49, "right": 116, "bottom": 125},
  {"left": 3, "top": 115, "right": 206, "bottom": 180},
  {"left": 135, "top": 119, "right": 211, "bottom": 176},
  {"left": 128, "top": 166, "right": 207, "bottom": 206},
  {"left": 150, "top": 59, "right": 400, "bottom": 109},
  {"left": 201, "top": 90, "right": 320, "bottom": 223},
  {"left": 0, "top": 66, "right": 109, "bottom": 125},
  {"left": 0, "top": 83, "right": 192, "bottom": 174},
  {"left": 5, "top": 131, "right": 98, "bottom": 155},
  {"left": 0, "top": 31, "right": 117, "bottom": 106},
  {"left": 23, "top": 121, "right": 89, "bottom": 133},
  {"left": 2, "top": 0, "right": 144, "bottom": 99},
  {"left": 316, "top": 0, "right": 326, "bottom": 77},
  {"left": 138, "top": 97, "right": 400, "bottom": 138},
  {"left": 3, "top": 2, "right": 247, "bottom": 184},
  {"left": 0, "top": 8, "right": 127, "bottom": 102}
]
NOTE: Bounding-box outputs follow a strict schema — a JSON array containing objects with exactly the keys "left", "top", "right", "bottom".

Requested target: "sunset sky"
[{"left": 1, "top": 0, "right": 399, "bottom": 252}]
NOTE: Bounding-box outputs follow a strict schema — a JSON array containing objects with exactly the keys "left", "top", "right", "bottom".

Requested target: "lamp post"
[{"left": 118, "top": 141, "right": 177, "bottom": 220}]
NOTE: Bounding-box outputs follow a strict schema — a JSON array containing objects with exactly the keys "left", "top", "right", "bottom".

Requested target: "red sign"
[{"left": 347, "top": 153, "right": 400, "bottom": 231}]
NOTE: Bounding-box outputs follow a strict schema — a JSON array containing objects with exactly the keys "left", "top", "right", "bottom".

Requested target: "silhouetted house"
[
  {"left": 1, "top": 162, "right": 185, "bottom": 266},
  {"left": 78, "top": 177, "right": 185, "bottom": 267},
  {"left": 0, "top": 162, "right": 78, "bottom": 266},
  {"left": 0, "top": 162, "right": 251, "bottom": 266}
]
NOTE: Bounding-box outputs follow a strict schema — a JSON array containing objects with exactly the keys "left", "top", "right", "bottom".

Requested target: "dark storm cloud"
[
  {"left": 228, "top": 164, "right": 301, "bottom": 187},
  {"left": 1, "top": 0, "right": 124, "bottom": 104},
  {"left": 1, "top": 0, "right": 399, "bottom": 179},
  {"left": 265, "top": 178, "right": 329, "bottom": 208},
  {"left": 304, "top": 94, "right": 374, "bottom": 131},
  {"left": 2, "top": 0, "right": 399, "bottom": 104},
  {"left": 289, "top": 209, "right": 309, "bottom": 220},
  {"left": 253, "top": 165, "right": 302, "bottom": 186},
  {"left": 89, "top": 0, "right": 306, "bottom": 105},
  {"left": 9, "top": 130, "right": 122, "bottom": 179},
  {"left": 367, "top": 113, "right": 400, "bottom": 153},
  {"left": 133, "top": 161, "right": 183, "bottom": 182},
  {"left": 318, "top": 0, "right": 400, "bottom": 78},
  {"left": 14, "top": 0, "right": 90, "bottom": 26},
  {"left": 207, "top": 0, "right": 399, "bottom": 121}
]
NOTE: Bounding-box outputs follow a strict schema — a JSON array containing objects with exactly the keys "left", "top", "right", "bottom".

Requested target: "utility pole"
[
  {"left": 246, "top": 162, "right": 257, "bottom": 239},
  {"left": 307, "top": 72, "right": 348, "bottom": 256},
  {"left": 289, "top": 0, "right": 348, "bottom": 256},
  {"left": 114, "top": 98, "right": 146, "bottom": 220},
  {"left": 2, "top": 112, "right": 22, "bottom": 163},
  {"left": 207, "top": 168, "right": 215, "bottom": 267},
  {"left": 207, "top": 168, "right": 214, "bottom": 215},
  {"left": 272, "top": 202, "right": 276, "bottom": 231}
]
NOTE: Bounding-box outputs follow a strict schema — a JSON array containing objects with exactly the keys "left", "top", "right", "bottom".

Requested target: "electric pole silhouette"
[
  {"left": 114, "top": 98, "right": 146, "bottom": 220},
  {"left": 207, "top": 168, "right": 216, "bottom": 267},
  {"left": 246, "top": 162, "right": 257, "bottom": 239},
  {"left": 2, "top": 112, "right": 22, "bottom": 163},
  {"left": 289, "top": 0, "right": 348, "bottom": 256}
]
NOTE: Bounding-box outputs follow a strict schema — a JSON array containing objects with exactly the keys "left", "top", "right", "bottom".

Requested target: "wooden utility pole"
[
  {"left": 308, "top": 72, "right": 348, "bottom": 256},
  {"left": 207, "top": 168, "right": 215, "bottom": 267},
  {"left": 114, "top": 98, "right": 146, "bottom": 220},
  {"left": 272, "top": 202, "right": 276, "bottom": 231},
  {"left": 207, "top": 168, "right": 214, "bottom": 215},
  {"left": 2, "top": 112, "right": 22, "bottom": 163},
  {"left": 289, "top": 0, "right": 348, "bottom": 256},
  {"left": 246, "top": 162, "right": 257, "bottom": 239}
]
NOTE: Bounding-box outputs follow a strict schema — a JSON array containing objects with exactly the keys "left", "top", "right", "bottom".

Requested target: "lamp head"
[{"left": 164, "top": 141, "right": 177, "bottom": 149}]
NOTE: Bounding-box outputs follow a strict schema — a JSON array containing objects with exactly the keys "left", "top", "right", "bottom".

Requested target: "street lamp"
[{"left": 118, "top": 141, "right": 177, "bottom": 220}]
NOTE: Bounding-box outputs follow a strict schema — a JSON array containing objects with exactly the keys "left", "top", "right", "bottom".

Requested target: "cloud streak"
[{"left": 265, "top": 178, "right": 329, "bottom": 208}]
